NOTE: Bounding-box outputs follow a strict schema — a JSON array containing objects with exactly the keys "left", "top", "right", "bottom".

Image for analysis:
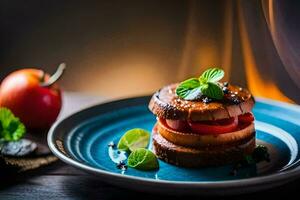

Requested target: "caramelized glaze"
[{"left": 158, "top": 83, "right": 252, "bottom": 113}]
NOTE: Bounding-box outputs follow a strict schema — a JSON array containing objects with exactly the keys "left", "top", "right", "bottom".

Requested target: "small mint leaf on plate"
[
  {"left": 127, "top": 148, "right": 159, "bottom": 170},
  {"left": 117, "top": 128, "right": 150, "bottom": 152}
]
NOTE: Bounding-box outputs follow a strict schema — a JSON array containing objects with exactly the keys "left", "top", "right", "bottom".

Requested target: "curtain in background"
[{"left": 180, "top": 0, "right": 300, "bottom": 103}]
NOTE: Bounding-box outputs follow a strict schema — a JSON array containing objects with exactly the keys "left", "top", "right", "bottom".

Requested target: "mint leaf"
[
  {"left": 176, "top": 78, "right": 200, "bottom": 99},
  {"left": 0, "top": 108, "right": 26, "bottom": 141},
  {"left": 200, "top": 68, "right": 224, "bottom": 83},
  {"left": 127, "top": 148, "right": 159, "bottom": 170},
  {"left": 201, "top": 82, "right": 224, "bottom": 100},
  {"left": 117, "top": 128, "right": 150, "bottom": 152},
  {"left": 178, "top": 87, "right": 202, "bottom": 100},
  {"left": 176, "top": 68, "right": 225, "bottom": 100},
  {"left": 184, "top": 87, "right": 202, "bottom": 100}
]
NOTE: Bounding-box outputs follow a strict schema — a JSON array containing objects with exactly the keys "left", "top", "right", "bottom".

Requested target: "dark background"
[
  {"left": 0, "top": 0, "right": 188, "bottom": 97},
  {"left": 1, "top": 0, "right": 300, "bottom": 102}
]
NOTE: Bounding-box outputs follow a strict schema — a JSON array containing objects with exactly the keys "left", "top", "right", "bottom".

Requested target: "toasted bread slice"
[
  {"left": 157, "top": 120, "right": 255, "bottom": 148},
  {"left": 152, "top": 126, "right": 256, "bottom": 167},
  {"left": 149, "top": 83, "right": 255, "bottom": 121}
]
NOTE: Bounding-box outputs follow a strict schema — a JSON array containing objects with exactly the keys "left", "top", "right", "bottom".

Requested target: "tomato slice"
[
  {"left": 163, "top": 113, "right": 254, "bottom": 135},
  {"left": 188, "top": 117, "right": 238, "bottom": 135},
  {"left": 165, "top": 119, "right": 189, "bottom": 132},
  {"left": 238, "top": 113, "right": 255, "bottom": 124}
]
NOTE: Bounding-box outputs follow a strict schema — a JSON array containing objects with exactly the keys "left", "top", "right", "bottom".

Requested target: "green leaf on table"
[
  {"left": 0, "top": 107, "right": 26, "bottom": 141},
  {"left": 127, "top": 148, "right": 159, "bottom": 170},
  {"left": 117, "top": 128, "right": 150, "bottom": 152}
]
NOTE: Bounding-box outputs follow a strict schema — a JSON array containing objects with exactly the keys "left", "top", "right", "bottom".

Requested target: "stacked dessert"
[{"left": 148, "top": 68, "right": 256, "bottom": 167}]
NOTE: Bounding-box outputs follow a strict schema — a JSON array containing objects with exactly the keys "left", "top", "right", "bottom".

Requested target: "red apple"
[{"left": 0, "top": 63, "right": 66, "bottom": 129}]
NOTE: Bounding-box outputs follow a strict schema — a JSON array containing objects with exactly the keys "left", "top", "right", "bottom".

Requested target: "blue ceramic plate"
[{"left": 48, "top": 96, "right": 300, "bottom": 195}]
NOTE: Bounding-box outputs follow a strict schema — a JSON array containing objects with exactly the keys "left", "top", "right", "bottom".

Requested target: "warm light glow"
[
  {"left": 221, "top": 0, "right": 233, "bottom": 81},
  {"left": 237, "top": 2, "right": 293, "bottom": 103},
  {"left": 268, "top": 0, "right": 276, "bottom": 34},
  {"left": 177, "top": 1, "right": 222, "bottom": 81},
  {"left": 68, "top": 53, "right": 172, "bottom": 98},
  {"left": 177, "top": 0, "right": 198, "bottom": 81},
  {"left": 196, "top": 45, "right": 219, "bottom": 71}
]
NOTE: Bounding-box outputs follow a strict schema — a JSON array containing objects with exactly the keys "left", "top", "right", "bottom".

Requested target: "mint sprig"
[
  {"left": 176, "top": 68, "right": 225, "bottom": 100},
  {"left": 0, "top": 107, "right": 26, "bottom": 141},
  {"left": 117, "top": 128, "right": 159, "bottom": 171}
]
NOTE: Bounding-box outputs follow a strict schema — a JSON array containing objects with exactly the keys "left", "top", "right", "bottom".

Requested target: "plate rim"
[{"left": 47, "top": 95, "right": 300, "bottom": 188}]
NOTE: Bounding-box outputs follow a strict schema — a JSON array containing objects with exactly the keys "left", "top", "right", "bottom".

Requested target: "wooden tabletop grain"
[{"left": 0, "top": 92, "right": 299, "bottom": 200}]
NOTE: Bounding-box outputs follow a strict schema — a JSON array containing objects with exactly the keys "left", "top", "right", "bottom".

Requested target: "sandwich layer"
[
  {"left": 149, "top": 83, "right": 255, "bottom": 121},
  {"left": 157, "top": 120, "right": 255, "bottom": 148},
  {"left": 152, "top": 128, "right": 256, "bottom": 167}
]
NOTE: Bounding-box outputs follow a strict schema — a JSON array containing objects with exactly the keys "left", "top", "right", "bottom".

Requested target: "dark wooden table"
[{"left": 0, "top": 92, "right": 299, "bottom": 199}]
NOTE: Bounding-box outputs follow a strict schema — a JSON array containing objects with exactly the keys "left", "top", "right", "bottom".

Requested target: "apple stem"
[{"left": 41, "top": 63, "right": 66, "bottom": 87}]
